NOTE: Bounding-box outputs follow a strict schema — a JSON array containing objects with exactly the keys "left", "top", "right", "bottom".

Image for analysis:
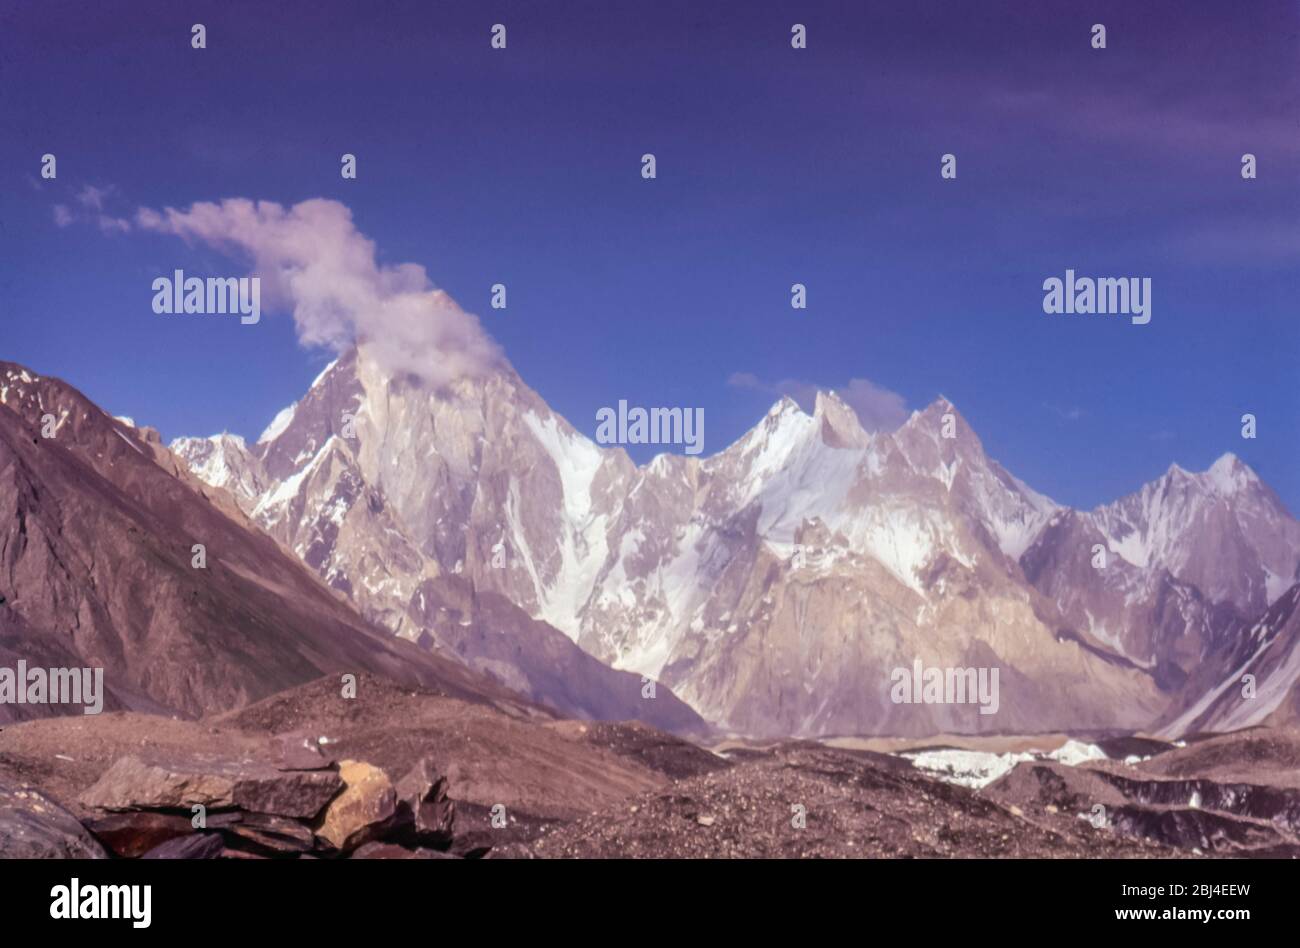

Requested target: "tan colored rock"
[{"left": 316, "top": 760, "right": 397, "bottom": 852}]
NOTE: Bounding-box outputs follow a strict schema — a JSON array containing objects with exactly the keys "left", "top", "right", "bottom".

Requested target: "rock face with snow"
[
  {"left": 1021, "top": 457, "right": 1300, "bottom": 714},
  {"left": 1088, "top": 455, "right": 1300, "bottom": 616},
  {"left": 171, "top": 349, "right": 704, "bottom": 734},
  {"left": 168, "top": 432, "right": 266, "bottom": 502},
  {"left": 172, "top": 345, "right": 1300, "bottom": 739},
  {"left": 1020, "top": 509, "right": 1228, "bottom": 689},
  {"left": 1158, "top": 583, "right": 1300, "bottom": 735},
  {"left": 0, "top": 361, "right": 544, "bottom": 722},
  {"left": 563, "top": 393, "right": 1161, "bottom": 737}
]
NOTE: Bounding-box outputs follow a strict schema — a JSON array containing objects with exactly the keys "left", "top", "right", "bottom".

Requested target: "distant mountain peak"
[
  {"left": 1160, "top": 453, "right": 1261, "bottom": 498},
  {"left": 768, "top": 395, "right": 803, "bottom": 417},
  {"left": 1206, "top": 451, "right": 1258, "bottom": 495},
  {"left": 814, "top": 390, "right": 870, "bottom": 448},
  {"left": 902, "top": 395, "right": 963, "bottom": 430}
]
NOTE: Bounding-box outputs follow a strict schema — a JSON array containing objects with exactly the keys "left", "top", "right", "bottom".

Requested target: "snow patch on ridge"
[
  {"left": 520, "top": 411, "right": 611, "bottom": 639},
  {"left": 523, "top": 412, "right": 603, "bottom": 524},
  {"left": 254, "top": 435, "right": 337, "bottom": 522},
  {"left": 258, "top": 403, "right": 297, "bottom": 445},
  {"left": 310, "top": 358, "right": 339, "bottom": 391},
  {"left": 1206, "top": 453, "right": 1255, "bottom": 496}
]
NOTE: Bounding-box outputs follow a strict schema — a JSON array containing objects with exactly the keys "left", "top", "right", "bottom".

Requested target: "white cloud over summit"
[{"left": 135, "top": 198, "right": 503, "bottom": 386}]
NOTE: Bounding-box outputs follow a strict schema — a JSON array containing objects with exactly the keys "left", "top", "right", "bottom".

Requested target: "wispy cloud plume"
[
  {"left": 134, "top": 198, "right": 503, "bottom": 386},
  {"left": 50, "top": 183, "right": 131, "bottom": 234},
  {"left": 77, "top": 184, "right": 114, "bottom": 210}
]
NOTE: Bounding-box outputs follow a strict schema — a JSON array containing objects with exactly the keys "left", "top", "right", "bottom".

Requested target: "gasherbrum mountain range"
[
  {"left": 151, "top": 344, "right": 1300, "bottom": 740},
  {"left": 2, "top": 349, "right": 1297, "bottom": 741}
]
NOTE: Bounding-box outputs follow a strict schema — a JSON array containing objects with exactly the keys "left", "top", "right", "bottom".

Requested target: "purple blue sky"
[{"left": 2, "top": 0, "right": 1297, "bottom": 510}]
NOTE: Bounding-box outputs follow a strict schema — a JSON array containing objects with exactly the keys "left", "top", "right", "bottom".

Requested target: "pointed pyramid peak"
[
  {"left": 814, "top": 389, "right": 870, "bottom": 448},
  {"left": 812, "top": 389, "right": 858, "bottom": 419},
  {"left": 767, "top": 394, "right": 804, "bottom": 418},
  {"left": 1206, "top": 451, "right": 1259, "bottom": 495},
  {"left": 814, "top": 389, "right": 844, "bottom": 412},
  {"left": 904, "top": 394, "right": 960, "bottom": 425},
  {"left": 900, "top": 395, "right": 971, "bottom": 440},
  {"left": 1209, "top": 451, "right": 1242, "bottom": 472},
  {"left": 731, "top": 394, "right": 815, "bottom": 458}
]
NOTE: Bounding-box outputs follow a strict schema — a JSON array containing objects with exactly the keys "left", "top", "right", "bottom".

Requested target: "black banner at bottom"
[{"left": 0, "top": 856, "right": 1288, "bottom": 935}]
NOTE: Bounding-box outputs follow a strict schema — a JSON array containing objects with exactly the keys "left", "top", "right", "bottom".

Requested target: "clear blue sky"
[{"left": 2, "top": 0, "right": 1296, "bottom": 511}]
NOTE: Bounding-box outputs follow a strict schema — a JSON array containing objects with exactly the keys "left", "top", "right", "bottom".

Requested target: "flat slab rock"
[
  {"left": 79, "top": 754, "right": 343, "bottom": 820},
  {"left": 0, "top": 782, "right": 107, "bottom": 859}
]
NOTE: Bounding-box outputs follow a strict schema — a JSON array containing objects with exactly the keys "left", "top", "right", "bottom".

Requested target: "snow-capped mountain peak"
[
  {"left": 1088, "top": 454, "right": 1300, "bottom": 613},
  {"left": 1205, "top": 451, "right": 1259, "bottom": 496},
  {"left": 169, "top": 431, "right": 265, "bottom": 500},
  {"left": 814, "top": 389, "right": 871, "bottom": 448},
  {"left": 169, "top": 347, "right": 1300, "bottom": 738}
]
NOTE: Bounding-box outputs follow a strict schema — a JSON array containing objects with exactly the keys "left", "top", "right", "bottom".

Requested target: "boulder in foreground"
[{"left": 79, "top": 754, "right": 343, "bottom": 820}]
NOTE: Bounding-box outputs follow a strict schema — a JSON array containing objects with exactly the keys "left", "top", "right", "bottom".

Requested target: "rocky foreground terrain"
[{"left": 2, "top": 673, "right": 1297, "bottom": 859}]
